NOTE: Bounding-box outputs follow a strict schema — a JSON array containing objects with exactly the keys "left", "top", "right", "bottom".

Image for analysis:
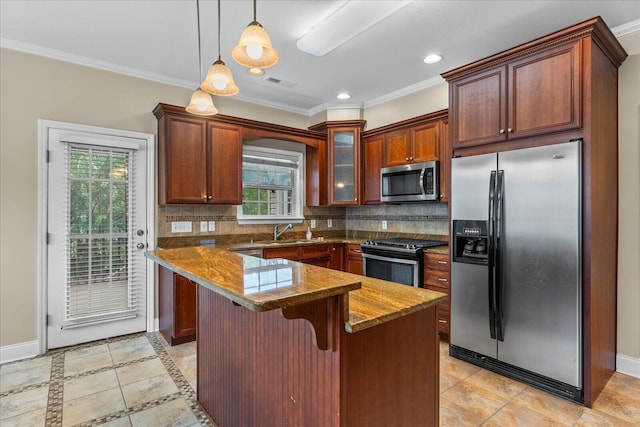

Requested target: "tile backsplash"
[{"left": 157, "top": 203, "right": 448, "bottom": 239}]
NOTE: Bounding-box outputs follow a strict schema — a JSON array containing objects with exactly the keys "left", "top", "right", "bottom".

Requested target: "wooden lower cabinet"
[
  {"left": 159, "top": 266, "right": 196, "bottom": 345},
  {"left": 331, "top": 244, "right": 345, "bottom": 271},
  {"left": 345, "top": 244, "right": 363, "bottom": 275},
  {"left": 423, "top": 251, "right": 450, "bottom": 339}
]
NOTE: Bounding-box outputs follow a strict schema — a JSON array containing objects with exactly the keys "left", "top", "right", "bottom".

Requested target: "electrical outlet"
[
  {"left": 171, "top": 221, "right": 192, "bottom": 233},
  {"left": 310, "top": 219, "right": 316, "bottom": 229},
  {"left": 200, "top": 221, "right": 207, "bottom": 232},
  {"left": 382, "top": 220, "right": 388, "bottom": 230},
  {"left": 208, "top": 221, "right": 216, "bottom": 231},
  {"left": 327, "top": 219, "right": 332, "bottom": 228}
]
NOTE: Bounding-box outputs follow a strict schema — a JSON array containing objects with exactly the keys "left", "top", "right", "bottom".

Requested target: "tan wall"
[
  {"left": 0, "top": 48, "right": 309, "bottom": 347},
  {"left": 616, "top": 32, "right": 640, "bottom": 359}
]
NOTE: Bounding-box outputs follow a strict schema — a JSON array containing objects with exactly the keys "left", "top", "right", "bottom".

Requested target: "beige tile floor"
[{"left": 2, "top": 334, "right": 639, "bottom": 426}]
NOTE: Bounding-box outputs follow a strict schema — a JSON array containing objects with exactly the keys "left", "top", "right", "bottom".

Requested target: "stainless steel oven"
[{"left": 361, "top": 238, "right": 446, "bottom": 287}]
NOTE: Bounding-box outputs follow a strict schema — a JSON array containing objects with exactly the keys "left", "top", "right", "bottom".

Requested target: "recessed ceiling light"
[
  {"left": 423, "top": 54, "right": 443, "bottom": 64},
  {"left": 247, "top": 68, "right": 265, "bottom": 76},
  {"left": 337, "top": 92, "right": 351, "bottom": 100}
]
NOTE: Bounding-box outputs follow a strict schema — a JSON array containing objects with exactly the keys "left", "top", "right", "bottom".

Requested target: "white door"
[{"left": 46, "top": 127, "right": 149, "bottom": 349}]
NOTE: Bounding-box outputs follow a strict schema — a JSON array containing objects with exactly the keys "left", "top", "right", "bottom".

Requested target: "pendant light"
[
  {"left": 232, "top": 0, "right": 279, "bottom": 69},
  {"left": 200, "top": 0, "right": 239, "bottom": 96},
  {"left": 186, "top": 0, "right": 218, "bottom": 116}
]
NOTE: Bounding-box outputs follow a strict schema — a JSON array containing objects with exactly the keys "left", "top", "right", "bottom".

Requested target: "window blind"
[{"left": 62, "top": 144, "right": 139, "bottom": 329}]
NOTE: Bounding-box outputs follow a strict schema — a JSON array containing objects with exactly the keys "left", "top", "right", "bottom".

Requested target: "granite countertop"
[
  {"left": 425, "top": 245, "right": 449, "bottom": 255},
  {"left": 145, "top": 246, "right": 447, "bottom": 333}
]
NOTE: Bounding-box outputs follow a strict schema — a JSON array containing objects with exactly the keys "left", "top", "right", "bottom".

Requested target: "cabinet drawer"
[
  {"left": 300, "top": 244, "right": 332, "bottom": 260},
  {"left": 437, "top": 307, "right": 450, "bottom": 335},
  {"left": 424, "top": 252, "right": 450, "bottom": 272},
  {"left": 424, "top": 285, "right": 449, "bottom": 311},
  {"left": 346, "top": 244, "right": 363, "bottom": 257},
  {"left": 424, "top": 270, "right": 450, "bottom": 291},
  {"left": 262, "top": 246, "right": 299, "bottom": 260}
]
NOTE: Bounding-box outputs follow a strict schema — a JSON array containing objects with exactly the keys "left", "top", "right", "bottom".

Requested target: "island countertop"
[{"left": 146, "top": 246, "right": 447, "bottom": 332}]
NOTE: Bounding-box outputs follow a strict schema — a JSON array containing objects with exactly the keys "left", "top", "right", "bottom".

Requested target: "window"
[{"left": 237, "top": 146, "right": 304, "bottom": 224}]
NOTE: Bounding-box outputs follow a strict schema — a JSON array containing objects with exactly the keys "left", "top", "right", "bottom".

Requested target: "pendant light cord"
[
  {"left": 217, "top": 0, "right": 221, "bottom": 61},
  {"left": 196, "top": 0, "right": 203, "bottom": 82},
  {"left": 253, "top": 0, "right": 257, "bottom": 21}
]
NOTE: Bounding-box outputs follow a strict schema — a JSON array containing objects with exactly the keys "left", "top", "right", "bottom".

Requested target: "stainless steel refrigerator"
[{"left": 449, "top": 140, "right": 583, "bottom": 403}]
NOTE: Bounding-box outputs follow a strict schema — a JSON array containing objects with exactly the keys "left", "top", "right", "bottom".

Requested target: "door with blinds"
[{"left": 47, "top": 128, "right": 148, "bottom": 349}]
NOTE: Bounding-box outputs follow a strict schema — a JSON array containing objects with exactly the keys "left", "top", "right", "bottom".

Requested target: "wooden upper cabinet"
[
  {"left": 362, "top": 135, "right": 383, "bottom": 204},
  {"left": 411, "top": 121, "right": 440, "bottom": 163},
  {"left": 384, "top": 120, "right": 441, "bottom": 167},
  {"left": 448, "top": 39, "right": 581, "bottom": 149},
  {"left": 159, "top": 115, "right": 208, "bottom": 204},
  {"left": 384, "top": 130, "right": 410, "bottom": 166},
  {"left": 155, "top": 105, "right": 242, "bottom": 205},
  {"left": 439, "top": 119, "right": 450, "bottom": 202},
  {"left": 329, "top": 127, "right": 360, "bottom": 205},
  {"left": 207, "top": 122, "right": 242, "bottom": 204},
  {"left": 508, "top": 40, "right": 581, "bottom": 139},
  {"left": 450, "top": 66, "right": 507, "bottom": 148}
]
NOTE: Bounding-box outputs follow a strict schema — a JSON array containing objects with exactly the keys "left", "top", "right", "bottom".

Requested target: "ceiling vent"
[{"left": 264, "top": 76, "right": 297, "bottom": 89}]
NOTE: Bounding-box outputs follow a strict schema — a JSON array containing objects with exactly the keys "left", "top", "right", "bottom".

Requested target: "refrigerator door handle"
[
  {"left": 488, "top": 170, "right": 497, "bottom": 339},
  {"left": 495, "top": 170, "right": 505, "bottom": 341}
]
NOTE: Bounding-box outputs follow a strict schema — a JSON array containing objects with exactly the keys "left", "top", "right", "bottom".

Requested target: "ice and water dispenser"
[{"left": 452, "top": 220, "right": 489, "bottom": 265}]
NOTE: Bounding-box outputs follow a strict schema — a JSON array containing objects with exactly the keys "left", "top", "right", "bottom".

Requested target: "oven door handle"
[{"left": 361, "top": 253, "right": 420, "bottom": 266}]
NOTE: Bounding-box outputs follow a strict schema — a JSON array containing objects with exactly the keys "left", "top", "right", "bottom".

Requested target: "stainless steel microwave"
[{"left": 380, "top": 161, "right": 439, "bottom": 202}]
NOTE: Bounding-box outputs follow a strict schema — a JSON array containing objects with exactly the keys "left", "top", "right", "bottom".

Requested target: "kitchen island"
[{"left": 146, "top": 246, "right": 446, "bottom": 427}]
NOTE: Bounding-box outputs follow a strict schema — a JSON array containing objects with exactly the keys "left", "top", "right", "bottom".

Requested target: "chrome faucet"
[{"left": 273, "top": 223, "right": 293, "bottom": 241}]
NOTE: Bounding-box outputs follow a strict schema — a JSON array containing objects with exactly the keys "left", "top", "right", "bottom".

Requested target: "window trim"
[{"left": 237, "top": 146, "right": 305, "bottom": 225}]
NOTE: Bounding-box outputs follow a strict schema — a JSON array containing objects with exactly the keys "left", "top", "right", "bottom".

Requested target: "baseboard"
[
  {"left": 616, "top": 353, "right": 640, "bottom": 379},
  {"left": 0, "top": 340, "right": 40, "bottom": 364}
]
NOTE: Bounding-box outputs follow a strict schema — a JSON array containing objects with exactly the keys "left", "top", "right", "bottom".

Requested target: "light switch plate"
[
  {"left": 382, "top": 220, "right": 388, "bottom": 230},
  {"left": 327, "top": 219, "right": 333, "bottom": 228},
  {"left": 171, "top": 221, "right": 192, "bottom": 233},
  {"left": 200, "top": 221, "right": 207, "bottom": 232},
  {"left": 310, "top": 219, "right": 316, "bottom": 228},
  {"left": 208, "top": 221, "right": 216, "bottom": 231}
]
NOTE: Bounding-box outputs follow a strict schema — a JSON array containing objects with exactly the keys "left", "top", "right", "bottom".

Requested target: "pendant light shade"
[
  {"left": 201, "top": 59, "right": 239, "bottom": 95},
  {"left": 187, "top": 0, "right": 217, "bottom": 116},
  {"left": 186, "top": 89, "right": 218, "bottom": 115},
  {"left": 201, "top": 0, "right": 239, "bottom": 96},
  {"left": 232, "top": 0, "right": 278, "bottom": 69}
]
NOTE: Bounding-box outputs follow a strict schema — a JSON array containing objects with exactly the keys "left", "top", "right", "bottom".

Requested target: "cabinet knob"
[
  {"left": 406, "top": 157, "right": 409, "bottom": 161},
  {"left": 507, "top": 128, "right": 513, "bottom": 133},
  {"left": 438, "top": 319, "right": 447, "bottom": 324},
  {"left": 354, "top": 198, "right": 358, "bottom": 201},
  {"left": 207, "top": 195, "right": 212, "bottom": 200},
  {"left": 499, "top": 129, "right": 505, "bottom": 134},
  {"left": 409, "top": 156, "right": 413, "bottom": 160}
]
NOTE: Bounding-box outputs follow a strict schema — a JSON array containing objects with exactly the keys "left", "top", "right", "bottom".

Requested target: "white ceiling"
[{"left": 1, "top": 1, "right": 638, "bottom": 115}]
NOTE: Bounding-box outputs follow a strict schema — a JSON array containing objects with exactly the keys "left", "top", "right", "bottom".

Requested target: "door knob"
[
  {"left": 136, "top": 243, "right": 145, "bottom": 249},
  {"left": 136, "top": 229, "right": 145, "bottom": 236}
]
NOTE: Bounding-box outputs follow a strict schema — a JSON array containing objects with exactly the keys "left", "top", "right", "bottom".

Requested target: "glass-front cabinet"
[{"left": 328, "top": 126, "right": 362, "bottom": 205}]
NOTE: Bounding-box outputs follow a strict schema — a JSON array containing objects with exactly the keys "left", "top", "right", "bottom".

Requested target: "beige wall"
[
  {"left": 616, "top": 32, "right": 640, "bottom": 359},
  {"left": 1, "top": 29, "right": 639, "bottom": 363},
  {"left": 0, "top": 48, "right": 309, "bottom": 347}
]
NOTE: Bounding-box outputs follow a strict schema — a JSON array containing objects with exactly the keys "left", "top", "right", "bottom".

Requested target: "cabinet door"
[
  {"left": 331, "top": 244, "right": 345, "bottom": 271},
  {"left": 508, "top": 40, "right": 581, "bottom": 139},
  {"left": 345, "top": 244, "right": 363, "bottom": 275},
  {"left": 208, "top": 122, "right": 243, "bottom": 204},
  {"left": 173, "top": 274, "right": 197, "bottom": 339},
  {"left": 362, "top": 136, "right": 383, "bottom": 204},
  {"left": 161, "top": 115, "right": 208, "bottom": 204},
  {"left": 384, "top": 130, "right": 410, "bottom": 167},
  {"left": 439, "top": 119, "right": 450, "bottom": 202},
  {"left": 300, "top": 244, "right": 332, "bottom": 260},
  {"left": 451, "top": 66, "right": 507, "bottom": 148},
  {"left": 411, "top": 122, "right": 439, "bottom": 163},
  {"left": 329, "top": 128, "right": 360, "bottom": 205}
]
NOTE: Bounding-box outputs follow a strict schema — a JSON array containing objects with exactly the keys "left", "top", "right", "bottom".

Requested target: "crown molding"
[
  {"left": 612, "top": 19, "right": 640, "bottom": 37},
  {"left": 362, "top": 75, "right": 445, "bottom": 109},
  {"left": 0, "top": 37, "right": 197, "bottom": 90}
]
